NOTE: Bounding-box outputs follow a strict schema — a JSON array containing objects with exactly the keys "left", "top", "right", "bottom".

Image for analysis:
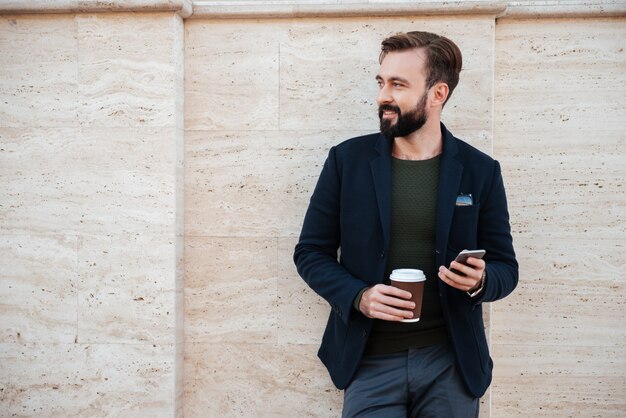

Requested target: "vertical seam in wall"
[
  {"left": 175, "top": 13, "right": 185, "bottom": 418},
  {"left": 276, "top": 235, "right": 280, "bottom": 347},
  {"left": 489, "top": 18, "right": 496, "bottom": 418},
  {"left": 74, "top": 13, "right": 80, "bottom": 129},
  {"left": 278, "top": 40, "right": 281, "bottom": 130},
  {"left": 74, "top": 12, "right": 81, "bottom": 346},
  {"left": 75, "top": 235, "right": 80, "bottom": 344},
  {"left": 488, "top": 301, "right": 492, "bottom": 417},
  {"left": 490, "top": 17, "right": 496, "bottom": 159}
]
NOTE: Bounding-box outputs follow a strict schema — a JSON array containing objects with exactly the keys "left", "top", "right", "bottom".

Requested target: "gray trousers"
[{"left": 342, "top": 343, "right": 479, "bottom": 418}]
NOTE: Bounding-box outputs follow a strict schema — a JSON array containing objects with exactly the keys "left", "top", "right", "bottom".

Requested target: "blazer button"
[
  {"left": 362, "top": 330, "right": 367, "bottom": 338},
  {"left": 380, "top": 250, "right": 385, "bottom": 258}
]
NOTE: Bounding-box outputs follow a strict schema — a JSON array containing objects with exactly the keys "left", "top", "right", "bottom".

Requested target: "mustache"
[{"left": 378, "top": 104, "right": 401, "bottom": 114}]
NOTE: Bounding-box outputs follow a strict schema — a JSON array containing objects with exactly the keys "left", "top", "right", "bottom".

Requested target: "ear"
[{"left": 430, "top": 82, "right": 449, "bottom": 107}]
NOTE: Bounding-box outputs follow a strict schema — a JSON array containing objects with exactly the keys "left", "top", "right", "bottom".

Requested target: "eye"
[{"left": 393, "top": 82, "right": 402, "bottom": 88}]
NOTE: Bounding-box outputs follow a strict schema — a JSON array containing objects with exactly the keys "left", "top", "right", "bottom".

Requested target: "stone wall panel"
[{"left": 493, "top": 17, "right": 626, "bottom": 416}]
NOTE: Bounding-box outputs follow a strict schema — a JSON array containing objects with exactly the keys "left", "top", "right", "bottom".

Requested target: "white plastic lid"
[{"left": 390, "top": 269, "right": 426, "bottom": 282}]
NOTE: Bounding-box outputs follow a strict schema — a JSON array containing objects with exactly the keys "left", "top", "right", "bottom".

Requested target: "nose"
[{"left": 377, "top": 84, "right": 392, "bottom": 106}]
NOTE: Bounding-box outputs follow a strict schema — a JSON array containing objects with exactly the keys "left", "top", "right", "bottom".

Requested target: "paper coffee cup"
[{"left": 389, "top": 269, "right": 426, "bottom": 323}]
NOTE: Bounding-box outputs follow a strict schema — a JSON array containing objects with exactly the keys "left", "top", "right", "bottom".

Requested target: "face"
[{"left": 376, "top": 49, "right": 431, "bottom": 139}]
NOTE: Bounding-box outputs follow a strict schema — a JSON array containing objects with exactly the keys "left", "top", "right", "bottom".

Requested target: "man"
[{"left": 293, "top": 31, "right": 518, "bottom": 417}]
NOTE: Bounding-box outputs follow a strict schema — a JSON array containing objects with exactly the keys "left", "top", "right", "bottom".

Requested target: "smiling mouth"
[{"left": 382, "top": 110, "right": 397, "bottom": 119}]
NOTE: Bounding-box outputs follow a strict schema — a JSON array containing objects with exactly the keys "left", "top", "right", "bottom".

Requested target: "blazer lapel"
[
  {"left": 436, "top": 124, "right": 463, "bottom": 267},
  {"left": 371, "top": 134, "right": 392, "bottom": 249}
]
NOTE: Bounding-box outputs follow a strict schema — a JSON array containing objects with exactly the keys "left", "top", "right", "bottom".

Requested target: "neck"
[{"left": 392, "top": 119, "right": 443, "bottom": 161}]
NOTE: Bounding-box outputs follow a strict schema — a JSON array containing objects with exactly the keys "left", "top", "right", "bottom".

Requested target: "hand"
[
  {"left": 438, "top": 257, "right": 485, "bottom": 292},
  {"left": 359, "top": 284, "right": 415, "bottom": 321}
]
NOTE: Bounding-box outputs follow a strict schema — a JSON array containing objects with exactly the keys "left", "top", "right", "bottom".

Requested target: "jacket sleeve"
[
  {"left": 293, "top": 146, "right": 369, "bottom": 325},
  {"left": 474, "top": 160, "right": 519, "bottom": 304}
]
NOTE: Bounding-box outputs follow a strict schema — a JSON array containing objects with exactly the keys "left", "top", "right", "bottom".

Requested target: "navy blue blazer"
[{"left": 294, "top": 123, "right": 518, "bottom": 398}]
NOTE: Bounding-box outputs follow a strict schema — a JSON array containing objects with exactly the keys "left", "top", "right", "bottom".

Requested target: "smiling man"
[{"left": 294, "top": 31, "right": 518, "bottom": 417}]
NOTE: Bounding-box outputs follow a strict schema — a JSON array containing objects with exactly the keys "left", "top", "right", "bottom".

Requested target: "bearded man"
[{"left": 294, "top": 31, "right": 518, "bottom": 417}]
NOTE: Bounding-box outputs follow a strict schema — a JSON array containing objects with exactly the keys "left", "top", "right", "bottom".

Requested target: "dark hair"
[{"left": 380, "top": 31, "right": 462, "bottom": 105}]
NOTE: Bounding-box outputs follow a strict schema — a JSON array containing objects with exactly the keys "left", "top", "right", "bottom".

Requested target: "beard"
[{"left": 379, "top": 92, "right": 428, "bottom": 141}]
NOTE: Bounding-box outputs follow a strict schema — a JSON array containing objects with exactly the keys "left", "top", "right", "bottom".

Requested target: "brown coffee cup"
[{"left": 389, "top": 269, "right": 426, "bottom": 323}]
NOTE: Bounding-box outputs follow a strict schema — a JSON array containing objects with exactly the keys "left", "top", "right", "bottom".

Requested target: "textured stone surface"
[
  {"left": 492, "top": 344, "right": 626, "bottom": 416},
  {"left": 77, "top": 13, "right": 180, "bottom": 128},
  {"left": 0, "top": 235, "right": 78, "bottom": 344},
  {"left": 0, "top": 342, "right": 176, "bottom": 416},
  {"left": 0, "top": 127, "right": 76, "bottom": 234},
  {"left": 0, "top": 16, "right": 79, "bottom": 128},
  {"left": 184, "top": 342, "right": 343, "bottom": 417},
  {"left": 0, "top": 12, "right": 183, "bottom": 417},
  {"left": 494, "top": 18, "right": 626, "bottom": 241},
  {"left": 77, "top": 234, "right": 177, "bottom": 345},
  {"left": 492, "top": 238, "right": 625, "bottom": 347},
  {"left": 184, "top": 20, "right": 281, "bottom": 130},
  {"left": 184, "top": 236, "right": 279, "bottom": 344},
  {"left": 492, "top": 17, "right": 626, "bottom": 416},
  {"left": 277, "top": 237, "right": 329, "bottom": 345},
  {"left": 0, "top": 126, "right": 178, "bottom": 236},
  {"left": 184, "top": 129, "right": 351, "bottom": 237},
  {"left": 72, "top": 127, "right": 179, "bottom": 236}
]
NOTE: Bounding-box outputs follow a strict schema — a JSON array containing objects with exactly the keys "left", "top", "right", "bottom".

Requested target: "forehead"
[{"left": 377, "top": 49, "right": 428, "bottom": 83}]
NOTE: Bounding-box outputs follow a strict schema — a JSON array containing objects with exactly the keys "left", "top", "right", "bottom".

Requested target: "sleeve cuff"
[{"left": 353, "top": 287, "right": 369, "bottom": 312}]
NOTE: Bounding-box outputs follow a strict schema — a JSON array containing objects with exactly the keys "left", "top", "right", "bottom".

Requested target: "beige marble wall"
[
  {"left": 493, "top": 17, "right": 626, "bottom": 416},
  {"left": 184, "top": 15, "right": 496, "bottom": 417},
  {"left": 2, "top": 4, "right": 624, "bottom": 418},
  {"left": 0, "top": 12, "right": 184, "bottom": 416}
]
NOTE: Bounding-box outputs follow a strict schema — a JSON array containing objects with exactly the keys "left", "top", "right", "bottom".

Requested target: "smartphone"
[{"left": 454, "top": 249, "right": 486, "bottom": 265}]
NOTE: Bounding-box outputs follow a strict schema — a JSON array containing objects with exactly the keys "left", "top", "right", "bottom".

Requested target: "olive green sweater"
[{"left": 363, "top": 155, "right": 448, "bottom": 355}]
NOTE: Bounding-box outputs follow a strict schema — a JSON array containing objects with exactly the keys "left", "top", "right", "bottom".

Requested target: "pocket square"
[{"left": 456, "top": 194, "right": 473, "bottom": 206}]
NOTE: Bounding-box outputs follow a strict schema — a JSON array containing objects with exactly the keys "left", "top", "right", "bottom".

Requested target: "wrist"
[{"left": 467, "top": 270, "right": 486, "bottom": 298}]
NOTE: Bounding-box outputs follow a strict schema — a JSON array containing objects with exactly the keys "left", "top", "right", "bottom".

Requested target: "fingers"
[
  {"left": 378, "top": 284, "right": 413, "bottom": 301},
  {"left": 438, "top": 257, "right": 485, "bottom": 292},
  {"left": 464, "top": 256, "right": 485, "bottom": 270},
  {"left": 438, "top": 266, "right": 475, "bottom": 291},
  {"left": 360, "top": 284, "right": 415, "bottom": 321}
]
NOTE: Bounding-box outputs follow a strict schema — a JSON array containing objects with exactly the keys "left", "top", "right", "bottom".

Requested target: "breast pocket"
[{"left": 447, "top": 204, "right": 480, "bottom": 253}]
